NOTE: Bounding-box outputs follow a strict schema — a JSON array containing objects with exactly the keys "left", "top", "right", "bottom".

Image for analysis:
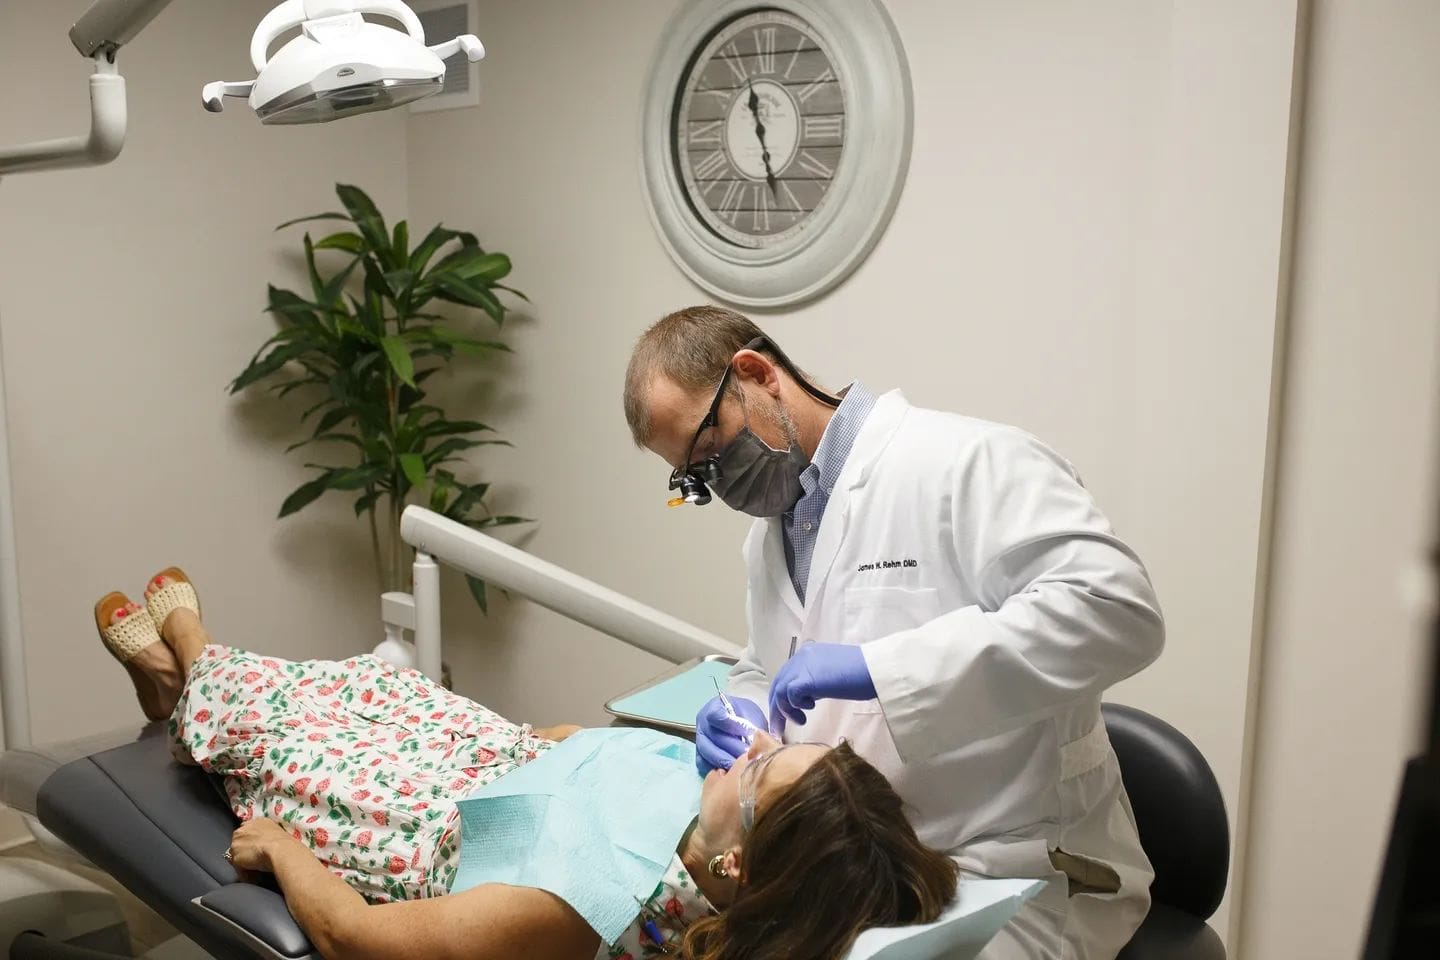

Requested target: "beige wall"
[
  {"left": 0, "top": 1, "right": 1433, "bottom": 955},
  {"left": 0, "top": 0, "right": 409, "bottom": 845},
  {"left": 404, "top": 0, "right": 1304, "bottom": 943},
  {"left": 1236, "top": 3, "right": 1440, "bottom": 956}
]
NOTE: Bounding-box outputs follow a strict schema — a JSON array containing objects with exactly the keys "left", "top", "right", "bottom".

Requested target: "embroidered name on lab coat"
[{"left": 856, "top": 558, "right": 919, "bottom": 572}]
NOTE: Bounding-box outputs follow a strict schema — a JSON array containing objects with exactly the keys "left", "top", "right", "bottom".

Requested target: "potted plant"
[{"left": 231, "top": 183, "right": 527, "bottom": 612}]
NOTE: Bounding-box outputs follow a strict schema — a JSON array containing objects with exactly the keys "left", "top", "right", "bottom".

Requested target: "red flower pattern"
[{"left": 170, "top": 645, "right": 716, "bottom": 941}]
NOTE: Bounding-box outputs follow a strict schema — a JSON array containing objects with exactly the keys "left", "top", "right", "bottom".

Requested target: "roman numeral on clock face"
[
  {"left": 692, "top": 150, "right": 729, "bottom": 180},
  {"left": 802, "top": 115, "right": 844, "bottom": 142},
  {"left": 797, "top": 67, "right": 835, "bottom": 104},
  {"left": 717, "top": 181, "right": 745, "bottom": 223},
  {"left": 752, "top": 185, "right": 772, "bottom": 232},
  {"left": 752, "top": 27, "right": 777, "bottom": 74},
  {"left": 690, "top": 120, "right": 723, "bottom": 146},
  {"left": 796, "top": 150, "right": 834, "bottom": 178},
  {"left": 722, "top": 42, "right": 748, "bottom": 84}
]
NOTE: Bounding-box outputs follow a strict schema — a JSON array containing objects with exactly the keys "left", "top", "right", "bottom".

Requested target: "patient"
[{"left": 96, "top": 568, "right": 959, "bottom": 960}]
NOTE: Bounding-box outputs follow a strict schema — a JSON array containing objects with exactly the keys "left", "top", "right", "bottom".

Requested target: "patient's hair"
[
  {"left": 622, "top": 305, "right": 770, "bottom": 449},
  {"left": 680, "top": 742, "right": 958, "bottom": 960}
]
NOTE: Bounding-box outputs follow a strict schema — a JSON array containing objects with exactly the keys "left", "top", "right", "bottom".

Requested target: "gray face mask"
[{"left": 710, "top": 426, "right": 810, "bottom": 518}]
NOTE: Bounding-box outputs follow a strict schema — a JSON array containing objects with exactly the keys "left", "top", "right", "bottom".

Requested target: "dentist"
[{"left": 623, "top": 306, "right": 1166, "bottom": 960}]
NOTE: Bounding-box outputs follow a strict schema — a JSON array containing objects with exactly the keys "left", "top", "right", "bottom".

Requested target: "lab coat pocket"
[
  {"left": 842, "top": 586, "right": 942, "bottom": 714},
  {"left": 842, "top": 586, "right": 942, "bottom": 642}
]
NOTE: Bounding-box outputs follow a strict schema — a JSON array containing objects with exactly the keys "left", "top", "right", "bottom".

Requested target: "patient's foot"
[
  {"left": 147, "top": 575, "right": 209, "bottom": 676},
  {"left": 96, "top": 595, "right": 184, "bottom": 719}
]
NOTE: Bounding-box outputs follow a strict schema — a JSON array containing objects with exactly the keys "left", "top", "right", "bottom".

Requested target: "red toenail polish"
[
  {"left": 116, "top": 608, "right": 127, "bottom": 618},
  {"left": 155, "top": 577, "right": 164, "bottom": 585}
]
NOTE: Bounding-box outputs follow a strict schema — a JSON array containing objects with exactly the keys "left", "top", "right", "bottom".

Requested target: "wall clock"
[{"left": 640, "top": 0, "right": 913, "bottom": 308}]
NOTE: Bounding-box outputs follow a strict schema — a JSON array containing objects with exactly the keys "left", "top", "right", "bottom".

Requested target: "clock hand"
[{"left": 747, "top": 81, "right": 780, "bottom": 199}]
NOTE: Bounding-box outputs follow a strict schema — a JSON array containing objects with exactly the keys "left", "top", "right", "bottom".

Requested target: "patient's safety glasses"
[{"left": 737, "top": 742, "right": 823, "bottom": 832}]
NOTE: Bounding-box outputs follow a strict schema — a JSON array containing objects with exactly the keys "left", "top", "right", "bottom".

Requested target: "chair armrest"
[{"left": 194, "top": 884, "right": 319, "bottom": 960}]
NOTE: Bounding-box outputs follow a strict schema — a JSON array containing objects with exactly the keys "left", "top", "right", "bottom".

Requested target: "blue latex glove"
[
  {"left": 767, "top": 643, "right": 877, "bottom": 736},
  {"left": 694, "top": 694, "right": 766, "bottom": 775}
]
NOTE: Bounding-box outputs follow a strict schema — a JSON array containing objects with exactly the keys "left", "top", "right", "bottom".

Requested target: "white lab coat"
[{"left": 727, "top": 390, "right": 1164, "bottom": 960}]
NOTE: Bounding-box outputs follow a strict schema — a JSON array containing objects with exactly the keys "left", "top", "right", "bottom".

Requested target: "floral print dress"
[{"left": 169, "top": 644, "right": 715, "bottom": 955}]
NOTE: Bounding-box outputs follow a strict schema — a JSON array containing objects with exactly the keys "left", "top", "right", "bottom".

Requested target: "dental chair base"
[{"left": 0, "top": 858, "right": 130, "bottom": 956}]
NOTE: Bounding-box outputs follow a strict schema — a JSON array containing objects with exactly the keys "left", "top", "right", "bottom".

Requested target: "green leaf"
[
  {"left": 471, "top": 515, "right": 531, "bottom": 528},
  {"left": 429, "top": 248, "right": 511, "bottom": 284},
  {"left": 419, "top": 418, "right": 494, "bottom": 439},
  {"left": 444, "top": 481, "right": 491, "bottom": 520},
  {"left": 407, "top": 225, "right": 464, "bottom": 276},
  {"left": 422, "top": 436, "right": 486, "bottom": 468},
  {"left": 272, "top": 378, "right": 318, "bottom": 400},
  {"left": 278, "top": 472, "right": 333, "bottom": 517},
  {"left": 382, "top": 268, "right": 415, "bottom": 300},
  {"left": 314, "top": 407, "right": 350, "bottom": 436},
  {"left": 266, "top": 286, "right": 322, "bottom": 322},
  {"left": 433, "top": 276, "right": 504, "bottom": 323},
  {"left": 398, "top": 452, "right": 427, "bottom": 488},
  {"left": 493, "top": 282, "right": 529, "bottom": 302},
  {"left": 335, "top": 315, "right": 379, "bottom": 343},
  {"left": 275, "top": 212, "right": 351, "bottom": 231},
  {"left": 334, "top": 184, "right": 391, "bottom": 265},
  {"left": 464, "top": 575, "right": 488, "bottom": 614},
  {"left": 230, "top": 340, "right": 314, "bottom": 393},
  {"left": 285, "top": 432, "right": 363, "bottom": 454},
  {"left": 419, "top": 326, "right": 511, "bottom": 355},
  {"left": 302, "top": 233, "right": 334, "bottom": 306},
  {"left": 392, "top": 220, "right": 408, "bottom": 259},
  {"left": 380, "top": 336, "right": 415, "bottom": 387},
  {"left": 314, "top": 231, "right": 367, "bottom": 254},
  {"left": 353, "top": 489, "right": 382, "bottom": 517},
  {"left": 423, "top": 477, "right": 452, "bottom": 515},
  {"left": 318, "top": 255, "right": 362, "bottom": 308},
  {"left": 328, "top": 466, "right": 386, "bottom": 490}
]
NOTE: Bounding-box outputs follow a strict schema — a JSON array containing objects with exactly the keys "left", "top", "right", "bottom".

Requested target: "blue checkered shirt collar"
[
  {"left": 801, "top": 380, "right": 876, "bottom": 499},
  {"left": 783, "top": 381, "right": 877, "bottom": 602}
]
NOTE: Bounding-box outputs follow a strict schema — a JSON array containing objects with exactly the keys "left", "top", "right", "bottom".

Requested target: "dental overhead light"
[
  {"left": 0, "top": 0, "right": 483, "bottom": 177},
  {"left": 203, "top": 0, "right": 484, "bottom": 125}
]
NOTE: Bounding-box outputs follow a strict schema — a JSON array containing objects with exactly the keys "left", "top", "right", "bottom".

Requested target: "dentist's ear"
[{"left": 722, "top": 847, "right": 743, "bottom": 880}]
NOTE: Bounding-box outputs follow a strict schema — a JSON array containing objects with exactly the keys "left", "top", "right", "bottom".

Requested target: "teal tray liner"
[{"left": 607, "top": 659, "right": 736, "bottom": 729}]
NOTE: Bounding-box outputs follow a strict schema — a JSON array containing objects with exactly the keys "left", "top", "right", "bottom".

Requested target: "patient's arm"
[
  {"left": 532, "top": 723, "right": 583, "bottom": 741},
  {"left": 238, "top": 821, "right": 599, "bottom": 960}
]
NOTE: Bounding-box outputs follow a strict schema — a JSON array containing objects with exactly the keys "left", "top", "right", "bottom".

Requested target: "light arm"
[
  {"left": 400, "top": 506, "right": 740, "bottom": 682},
  {"left": 68, "top": 0, "right": 176, "bottom": 57}
]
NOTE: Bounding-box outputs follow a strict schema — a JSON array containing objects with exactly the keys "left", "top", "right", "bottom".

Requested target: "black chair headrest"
[{"left": 1103, "top": 703, "right": 1230, "bottom": 920}]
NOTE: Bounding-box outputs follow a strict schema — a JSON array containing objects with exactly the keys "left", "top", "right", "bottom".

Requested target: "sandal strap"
[
  {"left": 101, "top": 613, "right": 162, "bottom": 663},
  {"left": 147, "top": 581, "right": 200, "bottom": 634}
]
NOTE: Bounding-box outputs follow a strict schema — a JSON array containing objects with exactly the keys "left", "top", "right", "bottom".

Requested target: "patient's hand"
[
  {"left": 229, "top": 817, "right": 291, "bottom": 873},
  {"left": 533, "top": 724, "right": 583, "bottom": 742}
]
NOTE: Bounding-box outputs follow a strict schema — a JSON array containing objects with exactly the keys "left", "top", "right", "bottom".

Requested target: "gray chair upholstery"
[{"left": 33, "top": 723, "right": 315, "bottom": 960}]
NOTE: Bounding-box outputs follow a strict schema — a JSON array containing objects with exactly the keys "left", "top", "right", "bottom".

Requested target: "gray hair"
[{"left": 622, "top": 305, "right": 771, "bottom": 447}]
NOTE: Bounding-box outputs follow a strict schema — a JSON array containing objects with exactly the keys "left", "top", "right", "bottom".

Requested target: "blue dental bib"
[{"left": 450, "top": 727, "right": 702, "bottom": 944}]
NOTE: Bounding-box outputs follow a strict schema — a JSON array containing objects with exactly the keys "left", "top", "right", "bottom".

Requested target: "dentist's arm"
[{"left": 862, "top": 428, "right": 1164, "bottom": 761}]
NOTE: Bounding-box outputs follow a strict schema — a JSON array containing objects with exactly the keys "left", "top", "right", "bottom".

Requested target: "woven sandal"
[
  {"left": 144, "top": 566, "right": 201, "bottom": 636},
  {"left": 94, "top": 591, "right": 168, "bottom": 721}
]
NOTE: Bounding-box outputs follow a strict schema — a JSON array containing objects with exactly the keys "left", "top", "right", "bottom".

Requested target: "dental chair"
[
  {"left": 0, "top": 509, "right": 1232, "bottom": 959},
  {"left": 4, "top": 707, "right": 1233, "bottom": 960}
]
